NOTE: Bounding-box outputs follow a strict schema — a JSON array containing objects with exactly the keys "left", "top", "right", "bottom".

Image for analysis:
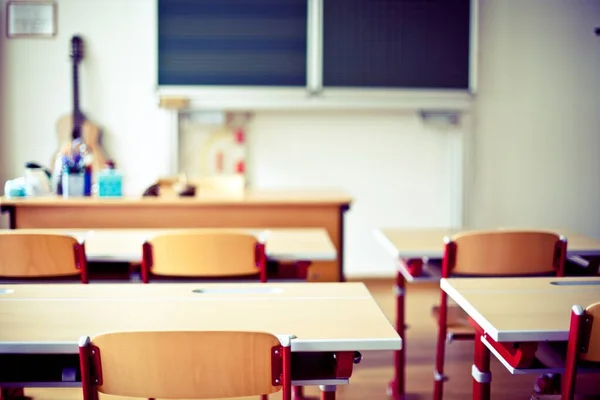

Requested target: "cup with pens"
[{"left": 60, "top": 138, "right": 92, "bottom": 198}]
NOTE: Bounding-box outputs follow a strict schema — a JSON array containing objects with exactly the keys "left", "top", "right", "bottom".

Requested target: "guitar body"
[
  {"left": 51, "top": 35, "right": 109, "bottom": 184},
  {"left": 53, "top": 115, "right": 107, "bottom": 175}
]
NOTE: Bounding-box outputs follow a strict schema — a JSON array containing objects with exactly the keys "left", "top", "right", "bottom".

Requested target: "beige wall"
[
  {"left": 2, "top": 0, "right": 599, "bottom": 274},
  {"left": 466, "top": 0, "right": 600, "bottom": 239}
]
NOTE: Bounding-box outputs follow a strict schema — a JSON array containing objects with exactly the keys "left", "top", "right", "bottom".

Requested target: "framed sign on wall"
[{"left": 6, "top": 1, "right": 57, "bottom": 38}]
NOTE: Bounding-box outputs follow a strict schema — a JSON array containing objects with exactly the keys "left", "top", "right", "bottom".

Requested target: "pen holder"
[{"left": 62, "top": 171, "right": 85, "bottom": 198}]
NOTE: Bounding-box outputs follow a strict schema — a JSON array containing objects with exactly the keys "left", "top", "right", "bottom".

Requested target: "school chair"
[
  {"left": 0, "top": 231, "right": 88, "bottom": 283},
  {"left": 433, "top": 230, "right": 567, "bottom": 400},
  {"left": 140, "top": 231, "right": 267, "bottom": 283},
  {"left": 78, "top": 331, "right": 292, "bottom": 400},
  {"left": 530, "top": 302, "right": 600, "bottom": 400}
]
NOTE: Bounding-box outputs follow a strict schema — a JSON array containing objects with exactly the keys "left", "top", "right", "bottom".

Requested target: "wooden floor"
[{"left": 25, "top": 279, "right": 599, "bottom": 400}]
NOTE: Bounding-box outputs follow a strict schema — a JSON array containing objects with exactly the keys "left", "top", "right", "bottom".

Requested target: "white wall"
[
  {"left": 0, "top": 0, "right": 171, "bottom": 196},
  {"left": 2, "top": 0, "right": 599, "bottom": 276},
  {"left": 0, "top": 0, "right": 461, "bottom": 277},
  {"left": 466, "top": 0, "right": 600, "bottom": 239},
  {"left": 245, "top": 111, "right": 461, "bottom": 277}
]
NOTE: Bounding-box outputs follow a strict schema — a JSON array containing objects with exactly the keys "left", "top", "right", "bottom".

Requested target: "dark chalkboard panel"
[
  {"left": 158, "top": 0, "right": 308, "bottom": 86},
  {"left": 322, "top": 0, "right": 471, "bottom": 89}
]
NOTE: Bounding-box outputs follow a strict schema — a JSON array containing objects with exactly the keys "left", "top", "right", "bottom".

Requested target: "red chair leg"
[
  {"left": 562, "top": 305, "right": 585, "bottom": 400},
  {"left": 433, "top": 290, "right": 449, "bottom": 400},
  {"left": 388, "top": 267, "right": 407, "bottom": 400},
  {"left": 319, "top": 385, "right": 336, "bottom": 400},
  {"left": 0, "top": 388, "right": 27, "bottom": 400},
  {"left": 293, "top": 386, "right": 304, "bottom": 399},
  {"left": 260, "top": 395, "right": 269, "bottom": 400},
  {"left": 472, "top": 330, "right": 492, "bottom": 400}
]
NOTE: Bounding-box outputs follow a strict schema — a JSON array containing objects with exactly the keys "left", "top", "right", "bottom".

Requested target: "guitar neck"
[{"left": 72, "top": 60, "right": 82, "bottom": 140}]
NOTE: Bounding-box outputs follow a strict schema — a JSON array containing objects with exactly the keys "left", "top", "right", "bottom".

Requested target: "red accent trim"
[
  {"left": 555, "top": 238, "right": 567, "bottom": 277},
  {"left": 255, "top": 242, "right": 267, "bottom": 283},
  {"left": 563, "top": 308, "right": 586, "bottom": 399},
  {"left": 79, "top": 341, "right": 99, "bottom": 400},
  {"left": 320, "top": 389, "right": 336, "bottom": 400},
  {"left": 474, "top": 323, "right": 537, "bottom": 368},
  {"left": 281, "top": 344, "right": 292, "bottom": 400},
  {"left": 293, "top": 386, "right": 304, "bottom": 400},
  {"left": 406, "top": 258, "right": 424, "bottom": 277},
  {"left": 74, "top": 242, "right": 89, "bottom": 284},
  {"left": 441, "top": 240, "right": 457, "bottom": 278},
  {"left": 294, "top": 261, "right": 310, "bottom": 280},
  {"left": 333, "top": 352, "right": 354, "bottom": 378},
  {"left": 271, "top": 345, "right": 283, "bottom": 386},
  {"left": 235, "top": 161, "right": 245, "bottom": 174},
  {"left": 235, "top": 128, "right": 245, "bottom": 144},
  {"left": 0, "top": 388, "right": 25, "bottom": 400},
  {"left": 141, "top": 241, "right": 152, "bottom": 283}
]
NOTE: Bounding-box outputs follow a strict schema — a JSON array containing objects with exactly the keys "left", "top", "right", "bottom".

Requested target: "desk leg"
[
  {"left": 472, "top": 331, "right": 492, "bottom": 400},
  {"left": 0, "top": 205, "right": 16, "bottom": 229},
  {"left": 388, "top": 263, "right": 408, "bottom": 400},
  {"left": 319, "top": 385, "right": 336, "bottom": 400}
]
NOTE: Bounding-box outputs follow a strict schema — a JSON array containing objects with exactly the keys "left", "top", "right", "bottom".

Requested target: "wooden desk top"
[
  {"left": 12, "top": 228, "right": 336, "bottom": 263},
  {"left": 0, "top": 189, "right": 353, "bottom": 207},
  {"left": 441, "top": 276, "right": 600, "bottom": 342},
  {"left": 375, "top": 227, "right": 600, "bottom": 258},
  {"left": 0, "top": 282, "right": 401, "bottom": 353}
]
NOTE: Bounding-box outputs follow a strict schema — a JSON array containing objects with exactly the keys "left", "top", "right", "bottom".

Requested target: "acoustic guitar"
[{"left": 52, "top": 35, "right": 107, "bottom": 180}]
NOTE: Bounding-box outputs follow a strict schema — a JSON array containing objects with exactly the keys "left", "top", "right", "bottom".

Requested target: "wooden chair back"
[
  {"left": 79, "top": 331, "right": 291, "bottom": 400},
  {"left": 561, "top": 302, "right": 600, "bottom": 400},
  {"left": 0, "top": 232, "right": 87, "bottom": 282},
  {"left": 442, "top": 230, "right": 565, "bottom": 277},
  {"left": 580, "top": 302, "right": 600, "bottom": 362},
  {"left": 141, "top": 231, "right": 265, "bottom": 282}
]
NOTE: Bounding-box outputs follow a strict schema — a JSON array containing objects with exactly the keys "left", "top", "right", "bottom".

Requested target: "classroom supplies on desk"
[
  {"left": 52, "top": 34, "right": 108, "bottom": 183},
  {"left": 59, "top": 138, "right": 92, "bottom": 197},
  {"left": 3, "top": 178, "right": 26, "bottom": 198},
  {"left": 24, "top": 162, "right": 52, "bottom": 196},
  {"left": 142, "top": 173, "right": 196, "bottom": 197},
  {"left": 97, "top": 160, "right": 123, "bottom": 197}
]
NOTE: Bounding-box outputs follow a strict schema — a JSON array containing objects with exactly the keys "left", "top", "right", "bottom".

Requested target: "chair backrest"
[
  {"left": 562, "top": 302, "right": 600, "bottom": 400},
  {"left": 0, "top": 232, "right": 87, "bottom": 282},
  {"left": 442, "top": 230, "right": 565, "bottom": 277},
  {"left": 580, "top": 302, "right": 600, "bottom": 362},
  {"left": 79, "top": 331, "right": 290, "bottom": 400},
  {"left": 141, "top": 231, "right": 265, "bottom": 282}
]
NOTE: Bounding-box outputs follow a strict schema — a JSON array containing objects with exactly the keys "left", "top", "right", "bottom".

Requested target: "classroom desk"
[
  {"left": 0, "top": 282, "right": 401, "bottom": 399},
  {"left": 374, "top": 227, "right": 600, "bottom": 400},
  {"left": 0, "top": 189, "right": 352, "bottom": 282},
  {"left": 440, "top": 276, "right": 600, "bottom": 400}
]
